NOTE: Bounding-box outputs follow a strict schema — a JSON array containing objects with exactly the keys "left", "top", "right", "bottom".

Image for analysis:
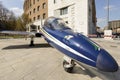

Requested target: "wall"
[{"left": 48, "top": 0, "right": 96, "bottom": 36}]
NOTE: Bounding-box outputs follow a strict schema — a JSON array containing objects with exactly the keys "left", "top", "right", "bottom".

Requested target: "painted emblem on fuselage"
[{"left": 64, "top": 35, "right": 74, "bottom": 40}]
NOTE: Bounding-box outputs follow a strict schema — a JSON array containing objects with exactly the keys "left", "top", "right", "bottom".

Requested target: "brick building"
[{"left": 23, "top": 0, "right": 48, "bottom": 22}]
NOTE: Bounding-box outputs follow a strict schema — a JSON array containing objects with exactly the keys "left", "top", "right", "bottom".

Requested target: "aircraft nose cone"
[{"left": 96, "top": 49, "right": 119, "bottom": 72}]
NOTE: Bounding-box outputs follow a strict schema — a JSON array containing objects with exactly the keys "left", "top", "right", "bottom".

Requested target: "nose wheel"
[{"left": 63, "top": 56, "right": 75, "bottom": 73}]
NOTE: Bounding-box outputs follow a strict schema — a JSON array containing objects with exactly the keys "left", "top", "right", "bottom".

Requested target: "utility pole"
[{"left": 107, "top": 0, "right": 109, "bottom": 30}]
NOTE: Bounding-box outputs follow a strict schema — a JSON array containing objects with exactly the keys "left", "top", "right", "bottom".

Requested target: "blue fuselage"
[
  {"left": 0, "top": 16, "right": 118, "bottom": 72},
  {"left": 41, "top": 22, "right": 118, "bottom": 72}
]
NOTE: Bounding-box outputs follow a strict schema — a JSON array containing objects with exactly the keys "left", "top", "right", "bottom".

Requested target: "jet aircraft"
[{"left": 0, "top": 17, "right": 119, "bottom": 73}]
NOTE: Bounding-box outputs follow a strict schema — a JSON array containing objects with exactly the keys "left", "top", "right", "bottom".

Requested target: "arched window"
[
  {"left": 37, "top": 15, "right": 40, "bottom": 20},
  {"left": 33, "top": 8, "right": 36, "bottom": 13},
  {"left": 43, "top": 13, "right": 46, "bottom": 19},
  {"left": 33, "top": 17, "right": 36, "bottom": 21},
  {"left": 29, "top": 11, "right": 31, "bottom": 15},
  {"left": 42, "top": 3, "right": 46, "bottom": 9},
  {"left": 37, "top": 6, "right": 40, "bottom": 11}
]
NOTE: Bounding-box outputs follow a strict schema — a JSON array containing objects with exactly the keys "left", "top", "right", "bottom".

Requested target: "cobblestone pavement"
[{"left": 0, "top": 38, "right": 120, "bottom": 80}]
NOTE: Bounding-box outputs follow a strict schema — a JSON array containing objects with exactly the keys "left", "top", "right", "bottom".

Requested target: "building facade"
[
  {"left": 23, "top": 0, "right": 96, "bottom": 35},
  {"left": 108, "top": 20, "right": 120, "bottom": 33},
  {"left": 48, "top": 0, "right": 96, "bottom": 35},
  {"left": 23, "top": 0, "right": 48, "bottom": 22}
]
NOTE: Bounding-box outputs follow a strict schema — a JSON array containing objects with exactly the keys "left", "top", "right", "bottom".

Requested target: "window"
[
  {"left": 37, "top": 6, "right": 40, "bottom": 11},
  {"left": 30, "top": 3, "right": 32, "bottom": 7},
  {"left": 42, "top": 3, "right": 46, "bottom": 9},
  {"left": 33, "top": 0, "right": 35, "bottom": 4},
  {"left": 37, "top": 15, "right": 40, "bottom": 20},
  {"left": 117, "top": 21, "right": 119, "bottom": 28},
  {"left": 43, "top": 13, "right": 46, "bottom": 19},
  {"left": 30, "top": 19, "right": 32, "bottom": 22},
  {"left": 33, "top": 8, "right": 36, "bottom": 13},
  {"left": 60, "top": 7, "right": 68, "bottom": 15},
  {"left": 38, "top": 26, "right": 40, "bottom": 30},
  {"left": 33, "top": 17, "right": 36, "bottom": 21},
  {"left": 54, "top": 0, "right": 56, "bottom": 4},
  {"left": 29, "top": 11, "right": 31, "bottom": 15},
  {"left": 30, "top": 0, "right": 32, "bottom": 7}
]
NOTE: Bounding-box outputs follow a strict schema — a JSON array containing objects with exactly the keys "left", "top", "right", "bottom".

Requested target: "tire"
[
  {"left": 64, "top": 67, "right": 73, "bottom": 73},
  {"left": 63, "top": 60, "right": 74, "bottom": 73}
]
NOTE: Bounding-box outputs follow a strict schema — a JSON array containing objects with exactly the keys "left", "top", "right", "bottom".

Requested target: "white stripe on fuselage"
[{"left": 41, "top": 28, "right": 95, "bottom": 62}]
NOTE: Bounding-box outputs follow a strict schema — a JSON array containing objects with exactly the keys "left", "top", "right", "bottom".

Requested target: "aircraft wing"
[
  {"left": 0, "top": 31, "right": 32, "bottom": 35},
  {"left": 0, "top": 31, "right": 42, "bottom": 37}
]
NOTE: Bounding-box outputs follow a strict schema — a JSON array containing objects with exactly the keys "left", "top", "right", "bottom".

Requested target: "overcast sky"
[{"left": 0, "top": 0, "right": 120, "bottom": 28}]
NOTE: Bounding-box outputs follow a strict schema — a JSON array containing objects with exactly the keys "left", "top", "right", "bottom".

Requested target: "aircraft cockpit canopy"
[{"left": 44, "top": 17, "right": 70, "bottom": 30}]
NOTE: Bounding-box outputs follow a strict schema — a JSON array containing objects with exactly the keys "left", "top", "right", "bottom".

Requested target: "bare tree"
[
  {"left": 0, "top": 3, "right": 9, "bottom": 21},
  {"left": 15, "top": 17, "right": 25, "bottom": 31},
  {"left": 0, "top": 2, "right": 30, "bottom": 31},
  {"left": 21, "top": 13, "right": 30, "bottom": 26},
  {"left": 0, "top": 2, "right": 17, "bottom": 30}
]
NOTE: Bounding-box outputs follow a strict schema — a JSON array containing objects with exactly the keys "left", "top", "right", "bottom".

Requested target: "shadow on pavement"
[
  {"left": 72, "top": 64, "right": 120, "bottom": 80},
  {"left": 72, "top": 66, "right": 96, "bottom": 78},
  {"left": 2, "top": 43, "right": 52, "bottom": 50}
]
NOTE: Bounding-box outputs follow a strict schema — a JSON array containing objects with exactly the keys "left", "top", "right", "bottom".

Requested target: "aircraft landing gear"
[
  {"left": 29, "top": 36, "right": 35, "bottom": 46},
  {"left": 63, "top": 56, "right": 75, "bottom": 73}
]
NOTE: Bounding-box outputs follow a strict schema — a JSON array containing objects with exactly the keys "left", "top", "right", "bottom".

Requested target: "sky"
[
  {"left": 0, "top": 0, "right": 24, "bottom": 17},
  {"left": 96, "top": 0, "right": 120, "bottom": 28},
  {"left": 0, "top": 0, "right": 120, "bottom": 28}
]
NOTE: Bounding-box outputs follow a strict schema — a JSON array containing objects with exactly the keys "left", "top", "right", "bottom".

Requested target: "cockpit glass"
[{"left": 51, "top": 19, "right": 70, "bottom": 30}]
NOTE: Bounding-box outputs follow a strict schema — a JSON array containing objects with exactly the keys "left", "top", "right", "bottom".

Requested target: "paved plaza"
[{"left": 0, "top": 38, "right": 120, "bottom": 80}]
